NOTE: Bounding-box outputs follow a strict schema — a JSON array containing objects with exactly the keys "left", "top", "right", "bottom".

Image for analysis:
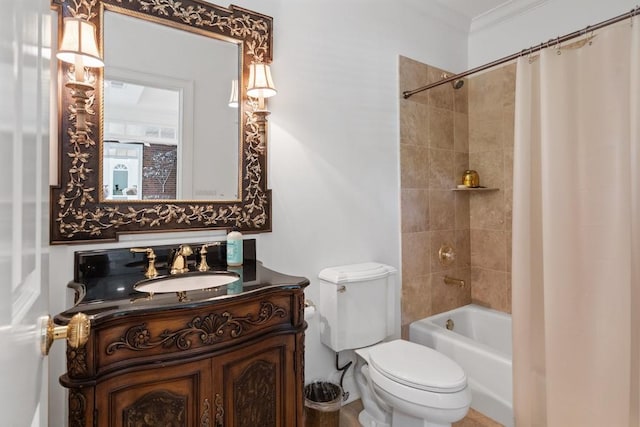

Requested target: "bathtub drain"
[{"left": 445, "top": 319, "right": 454, "bottom": 330}]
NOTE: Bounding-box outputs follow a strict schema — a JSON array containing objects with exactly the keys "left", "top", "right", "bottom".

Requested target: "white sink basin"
[{"left": 134, "top": 272, "right": 239, "bottom": 295}]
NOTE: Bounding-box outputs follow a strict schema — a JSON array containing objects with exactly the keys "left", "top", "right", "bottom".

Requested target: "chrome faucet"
[{"left": 170, "top": 244, "right": 193, "bottom": 275}]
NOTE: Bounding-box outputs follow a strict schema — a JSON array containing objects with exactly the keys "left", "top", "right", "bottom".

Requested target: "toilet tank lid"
[{"left": 319, "top": 262, "right": 396, "bottom": 284}]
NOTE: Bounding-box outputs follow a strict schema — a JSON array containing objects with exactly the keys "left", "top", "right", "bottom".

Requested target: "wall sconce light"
[
  {"left": 246, "top": 62, "right": 277, "bottom": 111},
  {"left": 56, "top": 17, "right": 104, "bottom": 137},
  {"left": 228, "top": 79, "right": 239, "bottom": 108}
]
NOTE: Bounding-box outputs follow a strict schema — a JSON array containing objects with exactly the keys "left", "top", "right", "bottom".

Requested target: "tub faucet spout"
[{"left": 444, "top": 276, "right": 465, "bottom": 288}]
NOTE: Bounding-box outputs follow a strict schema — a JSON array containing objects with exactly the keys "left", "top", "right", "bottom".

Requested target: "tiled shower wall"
[
  {"left": 399, "top": 56, "right": 471, "bottom": 336},
  {"left": 468, "top": 65, "right": 515, "bottom": 314},
  {"left": 399, "top": 57, "right": 515, "bottom": 334}
]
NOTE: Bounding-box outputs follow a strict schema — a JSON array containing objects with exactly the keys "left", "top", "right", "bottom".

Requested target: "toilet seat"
[{"left": 368, "top": 340, "right": 467, "bottom": 393}]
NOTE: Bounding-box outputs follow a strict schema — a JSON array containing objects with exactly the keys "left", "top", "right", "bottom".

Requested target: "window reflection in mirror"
[
  {"left": 103, "top": 80, "right": 181, "bottom": 200},
  {"left": 103, "top": 11, "right": 241, "bottom": 202}
]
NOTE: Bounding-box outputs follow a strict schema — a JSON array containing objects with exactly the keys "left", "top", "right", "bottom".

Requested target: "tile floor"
[{"left": 338, "top": 400, "right": 503, "bottom": 427}]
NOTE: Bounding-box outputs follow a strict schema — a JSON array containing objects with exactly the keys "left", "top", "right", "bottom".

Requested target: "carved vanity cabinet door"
[
  {"left": 94, "top": 358, "right": 213, "bottom": 427},
  {"left": 212, "top": 334, "right": 297, "bottom": 427}
]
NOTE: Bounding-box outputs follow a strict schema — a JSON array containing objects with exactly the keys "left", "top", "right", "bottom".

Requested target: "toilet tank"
[{"left": 318, "top": 263, "right": 397, "bottom": 352}]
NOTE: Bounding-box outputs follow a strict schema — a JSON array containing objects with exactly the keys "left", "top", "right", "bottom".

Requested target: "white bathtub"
[{"left": 409, "top": 304, "right": 513, "bottom": 427}]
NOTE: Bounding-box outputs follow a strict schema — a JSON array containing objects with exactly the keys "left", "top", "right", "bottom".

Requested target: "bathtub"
[{"left": 409, "top": 304, "right": 513, "bottom": 427}]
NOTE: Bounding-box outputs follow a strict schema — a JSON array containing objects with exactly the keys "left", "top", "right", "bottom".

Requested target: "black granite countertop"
[{"left": 56, "top": 240, "right": 308, "bottom": 324}]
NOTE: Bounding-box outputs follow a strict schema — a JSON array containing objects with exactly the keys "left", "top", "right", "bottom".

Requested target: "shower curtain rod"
[{"left": 402, "top": 6, "right": 640, "bottom": 99}]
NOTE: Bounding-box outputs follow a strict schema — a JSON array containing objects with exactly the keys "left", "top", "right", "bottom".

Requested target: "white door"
[{"left": 0, "top": 0, "right": 51, "bottom": 425}]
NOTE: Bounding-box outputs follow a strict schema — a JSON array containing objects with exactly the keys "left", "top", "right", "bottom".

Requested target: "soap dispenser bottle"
[{"left": 226, "top": 228, "right": 243, "bottom": 266}]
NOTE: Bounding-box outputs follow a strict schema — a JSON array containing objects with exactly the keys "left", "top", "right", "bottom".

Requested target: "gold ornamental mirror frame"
[{"left": 50, "top": 0, "right": 273, "bottom": 244}]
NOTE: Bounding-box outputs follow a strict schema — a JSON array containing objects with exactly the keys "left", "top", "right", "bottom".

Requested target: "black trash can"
[{"left": 304, "top": 381, "right": 342, "bottom": 427}]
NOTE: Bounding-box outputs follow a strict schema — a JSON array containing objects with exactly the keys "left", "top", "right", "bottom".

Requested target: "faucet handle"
[
  {"left": 197, "top": 244, "right": 211, "bottom": 272},
  {"left": 130, "top": 247, "right": 158, "bottom": 279},
  {"left": 196, "top": 242, "right": 222, "bottom": 272}
]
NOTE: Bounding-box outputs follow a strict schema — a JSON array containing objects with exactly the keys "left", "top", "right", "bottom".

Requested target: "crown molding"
[
  {"left": 410, "top": 0, "right": 471, "bottom": 34},
  {"left": 470, "top": 0, "right": 549, "bottom": 33}
]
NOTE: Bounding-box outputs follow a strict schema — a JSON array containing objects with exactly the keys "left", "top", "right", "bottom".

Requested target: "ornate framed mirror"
[{"left": 50, "top": 0, "right": 273, "bottom": 243}]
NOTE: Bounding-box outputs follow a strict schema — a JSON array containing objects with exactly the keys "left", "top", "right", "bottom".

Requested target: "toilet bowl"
[
  {"left": 318, "top": 263, "right": 471, "bottom": 427},
  {"left": 355, "top": 340, "right": 471, "bottom": 427}
]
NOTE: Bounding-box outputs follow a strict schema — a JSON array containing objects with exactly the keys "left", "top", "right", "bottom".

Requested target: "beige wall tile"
[
  {"left": 502, "top": 107, "right": 515, "bottom": 149},
  {"left": 468, "top": 71, "right": 505, "bottom": 115},
  {"left": 431, "top": 268, "right": 472, "bottom": 315},
  {"left": 506, "top": 231, "right": 512, "bottom": 274},
  {"left": 470, "top": 268, "right": 508, "bottom": 311},
  {"left": 455, "top": 192, "right": 470, "bottom": 229},
  {"left": 429, "top": 190, "right": 455, "bottom": 231},
  {"left": 402, "top": 275, "right": 432, "bottom": 327},
  {"left": 469, "top": 151, "right": 505, "bottom": 189},
  {"left": 454, "top": 112, "right": 469, "bottom": 153},
  {"left": 399, "top": 56, "right": 430, "bottom": 105},
  {"left": 429, "top": 107, "right": 454, "bottom": 150},
  {"left": 504, "top": 148, "right": 514, "bottom": 190},
  {"left": 429, "top": 148, "right": 455, "bottom": 189},
  {"left": 471, "top": 229, "right": 506, "bottom": 271},
  {"left": 502, "top": 63, "right": 516, "bottom": 107},
  {"left": 455, "top": 229, "right": 471, "bottom": 268},
  {"left": 470, "top": 191, "right": 505, "bottom": 230},
  {"left": 427, "top": 66, "right": 454, "bottom": 111},
  {"left": 402, "top": 232, "right": 431, "bottom": 279},
  {"left": 400, "top": 144, "right": 430, "bottom": 189},
  {"left": 504, "top": 188, "right": 513, "bottom": 232},
  {"left": 401, "top": 189, "right": 429, "bottom": 233},
  {"left": 469, "top": 112, "right": 503, "bottom": 153},
  {"left": 400, "top": 100, "right": 429, "bottom": 146}
]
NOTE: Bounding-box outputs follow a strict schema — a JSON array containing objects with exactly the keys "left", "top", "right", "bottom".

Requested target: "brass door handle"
[{"left": 41, "top": 312, "right": 90, "bottom": 356}]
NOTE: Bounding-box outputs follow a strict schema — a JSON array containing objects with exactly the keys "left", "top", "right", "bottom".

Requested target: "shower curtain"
[{"left": 512, "top": 18, "right": 639, "bottom": 427}]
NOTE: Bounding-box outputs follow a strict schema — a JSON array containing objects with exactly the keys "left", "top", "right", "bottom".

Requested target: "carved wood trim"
[
  {"left": 123, "top": 390, "right": 186, "bottom": 426},
  {"left": 66, "top": 344, "right": 88, "bottom": 378},
  {"left": 68, "top": 388, "right": 87, "bottom": 427},
  {"left": 201, "top": 398, "right": 211, "bottom": 427},
  {"left": 106, "top": 301, "right": 287, "bottom": 354},
  {"left": 214, "top": 393, "right": 224, "bottom": 427},
  {"left": 50, "top": 0, "right": 273, "bottom": 243},
  {"left": 234, "top": 360, "right": 276, "bottom": 427}
]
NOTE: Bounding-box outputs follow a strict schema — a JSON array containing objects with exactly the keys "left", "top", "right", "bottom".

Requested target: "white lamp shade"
[
  {"left": 246, "top": 63, "right": 277, "bottom": 98},
  {"left": 57, "top": 18, "right": 104, "bottom": 68},
  {"left": 228, "top": 79, "right": 239, "bottom": 108}
]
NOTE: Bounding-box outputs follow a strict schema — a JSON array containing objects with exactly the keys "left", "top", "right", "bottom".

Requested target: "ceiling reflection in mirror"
[{"left": 103, "top": 11, "right": 241, "bottom": 202}]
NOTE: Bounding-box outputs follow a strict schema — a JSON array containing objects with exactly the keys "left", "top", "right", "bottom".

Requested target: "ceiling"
[{"left": 435, "top": 0, "right": 511, "bottom": 21}]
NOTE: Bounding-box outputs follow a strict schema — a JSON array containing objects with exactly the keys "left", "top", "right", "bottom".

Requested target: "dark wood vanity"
[{"left": 57, "top": 244, "right": 308, "bottom": 427}]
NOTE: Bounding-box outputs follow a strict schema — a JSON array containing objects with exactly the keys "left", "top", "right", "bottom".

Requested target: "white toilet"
[{"left": 318, "top": 263, "right": 471, "bottom": 427}]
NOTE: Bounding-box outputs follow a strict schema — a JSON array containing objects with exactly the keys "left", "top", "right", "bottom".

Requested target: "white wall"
[
  {"left": 48, "top": 0, "right": 468, "bottom": 423},
  {"left": 468, "top": 0, "right": 638, "bottom": 67},
  {"left": 230, "top": 0, "right": 468, "bottom": 386}
]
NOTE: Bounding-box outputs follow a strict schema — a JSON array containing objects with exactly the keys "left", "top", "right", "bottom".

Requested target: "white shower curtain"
[{"left": 512, "top": 19, "right": 640, "bottom": 427}]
